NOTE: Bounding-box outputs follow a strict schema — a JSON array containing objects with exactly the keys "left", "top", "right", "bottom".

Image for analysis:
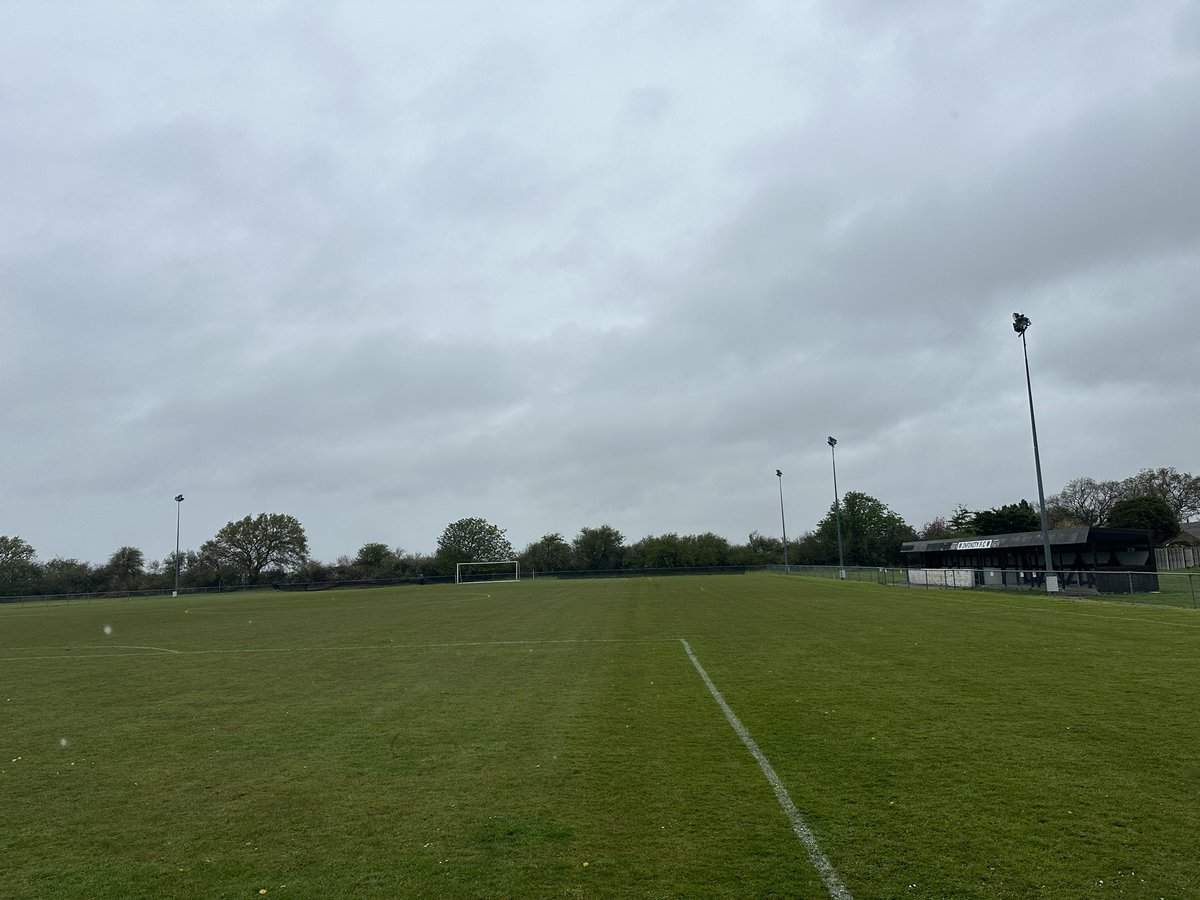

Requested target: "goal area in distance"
[{"left": 455, "top": 560, "right": 521, "bottom": 584}]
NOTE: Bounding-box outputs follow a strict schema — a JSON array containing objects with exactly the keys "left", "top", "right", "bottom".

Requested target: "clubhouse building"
[{"left": 900, "top": 526, "right": 1159, "bottom": 593}]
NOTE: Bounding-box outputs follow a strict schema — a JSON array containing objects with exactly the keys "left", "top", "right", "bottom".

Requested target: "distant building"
[
  {"left": 901, "top": 527, "right": 1158, "bottom": 593},
  {"left": 1171, "top": 522, "right": 1200, "bottom": 545},
  {"left": 1159, "top": 522, "right": 1200, "bottom": 569}
]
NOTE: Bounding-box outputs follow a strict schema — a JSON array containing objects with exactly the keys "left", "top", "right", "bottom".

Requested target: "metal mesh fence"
[
  {"left": 770, "top": 565, "right": 1199, "bottom": 609},
  {"left": 6, "top": 566, "right": 1197, "bottom": 609}
]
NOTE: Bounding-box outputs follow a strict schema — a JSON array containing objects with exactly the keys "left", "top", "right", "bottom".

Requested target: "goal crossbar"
[{"left": 455, "top": 560, "right": 521, "bottom": 584}]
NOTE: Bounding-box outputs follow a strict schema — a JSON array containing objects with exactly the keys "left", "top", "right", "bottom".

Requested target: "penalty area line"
[
  {"left": 679, "top": 638, "right": 852, "bottom": 900},
  {"left": 0, "top": 644, "right": 181, "bottom": 662}
]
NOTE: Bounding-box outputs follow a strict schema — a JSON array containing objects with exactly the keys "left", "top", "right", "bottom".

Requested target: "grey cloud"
[{"left": 3, "top": 2, "right": 1198, "bottom": 565}]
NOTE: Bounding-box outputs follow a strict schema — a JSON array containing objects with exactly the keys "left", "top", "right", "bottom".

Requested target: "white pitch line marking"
[
  {"left": 97, "top": 644, "right": 180, "bottom": 654},
  {"left": 0, "top": 653, "right": 171, "bottom": 662},
  {"left": 186, "top": 638, "right": 675, "bottom": 655},
  {"left": 0, "top": 637, "right": 676, "bottom": 663},
  {"left": 680, "top": 638, "right": 852, "bottom": 900},
  {"left": 0, "top": 645, "right": 181, "bottom": 661}
]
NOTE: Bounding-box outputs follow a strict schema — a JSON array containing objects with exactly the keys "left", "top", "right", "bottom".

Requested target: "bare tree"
[{"left": 1047, "top": 477, "right": 1126, "bottom": 528}]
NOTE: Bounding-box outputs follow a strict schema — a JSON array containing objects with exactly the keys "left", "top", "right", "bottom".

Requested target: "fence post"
[{"left": 1191, "top": 574, "right": 1197, "bottom": 610}]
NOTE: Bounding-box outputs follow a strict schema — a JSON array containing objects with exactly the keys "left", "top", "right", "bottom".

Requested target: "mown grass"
[
  {"left": 3, "top": 575, "right": 1199, "bottom": 898},
  {"left": 1058, "top": 571, "right": 1198, "bottom": 609},
  {"left": 906, "top": 570, "right": 1200, "bottom": 610}
]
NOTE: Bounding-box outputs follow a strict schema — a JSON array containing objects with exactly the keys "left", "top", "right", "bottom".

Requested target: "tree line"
[
  {"left": 917, "top": 466, "right": 1198, "bottom": 546},
  {"left": 2, "top": 467, "right": 1195, "bottom": 597}
]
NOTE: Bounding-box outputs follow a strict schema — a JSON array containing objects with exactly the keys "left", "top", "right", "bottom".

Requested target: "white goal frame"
[{"left": 455, "top": 560, "right": 521, "bottom": 584}]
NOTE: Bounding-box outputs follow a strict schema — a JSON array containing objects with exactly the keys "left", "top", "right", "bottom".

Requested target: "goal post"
[{"left": 455, "top": 560, "right": 521, "bottom": 584}]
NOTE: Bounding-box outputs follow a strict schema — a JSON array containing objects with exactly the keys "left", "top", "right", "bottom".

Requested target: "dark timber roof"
[
  {"left": 901, "top": 527, "right": 1153, "bottom": 554},
  {"left": 1172, "top": 522, "right": 1200, "bottom": 544}
]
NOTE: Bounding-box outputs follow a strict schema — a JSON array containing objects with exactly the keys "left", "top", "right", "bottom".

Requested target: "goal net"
[{"left": 455, "top": 560, "right": 521, "bottom": 584}]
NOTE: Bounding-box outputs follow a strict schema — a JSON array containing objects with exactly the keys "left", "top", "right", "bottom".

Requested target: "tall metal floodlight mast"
[
  {"left": 776, "top": 469, "right": 789, "bottom": 572},
  {"left": 827, "top": 437, "right": 846, "bottom": 580},
  {"left": 173, "top": 494, "right": 185, "bottom": 598},
  {"left": 1012, "top": 313, "right": 1059, "bottom": 593}
]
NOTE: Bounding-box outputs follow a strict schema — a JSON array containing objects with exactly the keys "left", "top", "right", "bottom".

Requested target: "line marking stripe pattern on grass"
[{"left": 680, "top": 638, "right": 853, "bottom": 900}]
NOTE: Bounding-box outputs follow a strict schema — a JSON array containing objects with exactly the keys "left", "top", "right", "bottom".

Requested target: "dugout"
[{"left": 900, "top": 527, "right": 1159, "bottom": 594}]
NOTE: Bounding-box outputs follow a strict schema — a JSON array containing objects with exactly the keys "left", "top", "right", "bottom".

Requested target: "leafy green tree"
[
  {"left": 162, "top": 551, "right": 187, "bottom": 588},
  {"left": 919, "top": 505, "right": 978, "bottom": 539},
  {"left": 948, "top": 504, "right": 975, "bottom": 535},
  {"left": 398, "top": 551, "right": 438, "bottom": 577},
  {"left": 182, "top": 546, "right": 237, "bottom": 588},
  {"left": 573, "top": 525, "right": 626, "bottom": 571},
  {"left": 626, "top": 533, "right": 686, "bottom": 568},
  {"left": 330, "top": 555, "right": 358, "bottom": 580},
  {"left": 729, "top": 531, "right": 784, "bottom": 566},
  {"left": 792, "top": 531, "right": 825, "bottom": 564},
  {"left": 200, "top": 513, "right": 309, "bottom": 584},
  {"left": 0, "top": 535, "right": 40, "bottom": 596},
  {"left": 1106, "top": 496, "right": 1180, "bottom": 545},
  {"left": 294, "top": 557, "right": 338, "bottom": 584},
  {"left": 684, "top": 532, "right": 732, "bottom": 567},
  {"left": 354, "top": 542, "right": 403, "bottom": 579},
  {"left": 355, "top": 542, "right": 391, "bottom": 571},
  {"left": 641, "top": 532, "right": 734, "bottom": 567},
  {"left": 101, "top": 546, "right": 145, "bottom": 592},
  {"left": 435, "top": 517, "right": 514, "bottom": 575},
  {"left": 971, "top": 500, "right": 1041, "bottom": 536},
  {"left": 1123, "top": 467, "right": 1200, "bottom": 523},
  {"left": 812, "top": 492, "right": 915, "bottom": 566},
  {"left": 39, "top": 557, "right": 97, "bottom": 595},
  {"left": 519, "top": 533, "right": 575, "bottom": 573}
]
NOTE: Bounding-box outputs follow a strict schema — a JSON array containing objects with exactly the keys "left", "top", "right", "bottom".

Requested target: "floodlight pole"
[
  {"left": 1012, "top": 313, "right": 1058, "bottom": 593},
  {"left": 776, "top": 469, "right": 789, "bottom": 573},
  {"left": 173, "top": 494, "right": 184, "bottom": 597},
  {"left": 828, "top": 437, "right": 846, "bottom": 579}
]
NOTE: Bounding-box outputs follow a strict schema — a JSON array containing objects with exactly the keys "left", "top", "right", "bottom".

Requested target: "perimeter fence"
[
  {"left": 4, "top": 565, "right": 1197, "bottom": 610},
  {"left": 0, "top": 583, "right": 261, "bottom": 606},
  {"left": 0, "top": 574, "right": 451, "bottom": 605},
  {"left": 767, "top": 564, "right": 1199, "bottom": 609}
]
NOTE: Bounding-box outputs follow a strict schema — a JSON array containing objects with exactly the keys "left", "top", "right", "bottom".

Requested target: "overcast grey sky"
[{"left": 2, "top": 1, "right": 1198, "bottom": 565}]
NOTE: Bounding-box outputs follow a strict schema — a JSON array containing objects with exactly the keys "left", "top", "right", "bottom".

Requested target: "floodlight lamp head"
[
  {"left": 1012, "top": 312, "right": 1031, "bottom": 335},
  {"left": 827, "top": 436, "right": 837, "bottom": 448},
  {"left": 776, "top": 469, "right": 782, "bottom": 477},
  {"left": 175, "top": 494, "right": 185, "bottom": 502}
]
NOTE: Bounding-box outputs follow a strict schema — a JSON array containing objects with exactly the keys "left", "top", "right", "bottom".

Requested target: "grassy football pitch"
[{"left": 3, "top": 574, "right": 1200, "bottom": 899}]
